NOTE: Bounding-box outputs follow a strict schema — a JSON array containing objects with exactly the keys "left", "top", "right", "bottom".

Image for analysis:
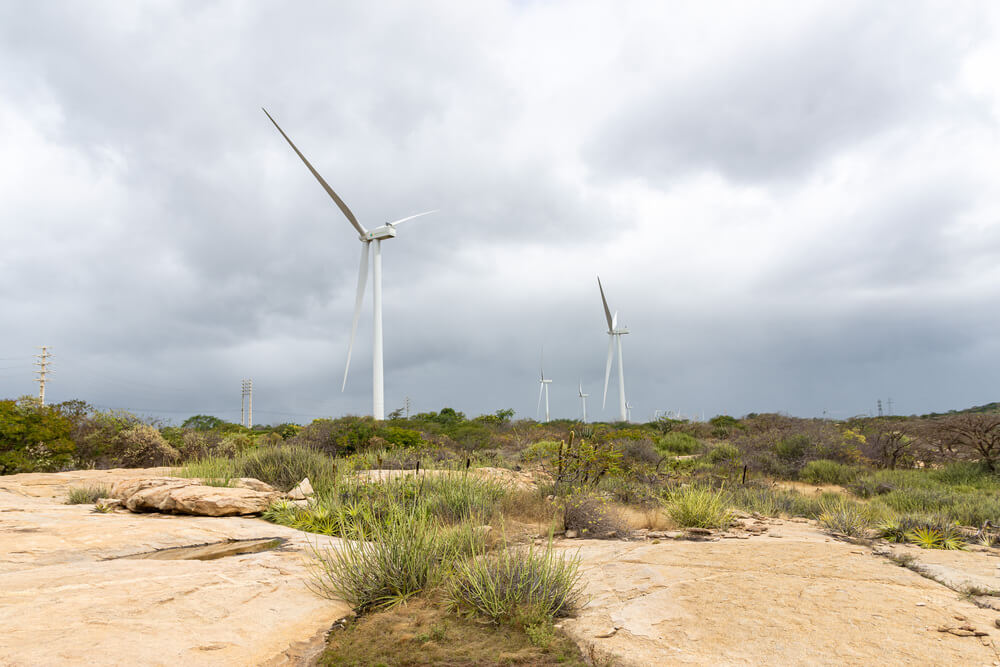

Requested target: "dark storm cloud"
[{"left": 1, "top": 1, "right": 998, "bottom": 423}]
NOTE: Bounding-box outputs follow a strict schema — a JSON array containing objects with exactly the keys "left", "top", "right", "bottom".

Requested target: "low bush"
[
  {"left": 666, "top": 485, "right": 734, "bottom": 528},
  {"left": 562, "top": 491, "right": 629, "bottom": 537},
  {"left": 799, "top": 459, "right": 857, "bottom": 486},
  {"left": 705, "top": 444, "right": 740, "bottom": 465},
  {"left": 448, "top": 541, "right": 583, "bottom": 625},
  {"left": 113, "top": 424, "right": 180, "bottom": 467},
  {"left": 655, "top": 432, "right": 701, "bottom": 456}
]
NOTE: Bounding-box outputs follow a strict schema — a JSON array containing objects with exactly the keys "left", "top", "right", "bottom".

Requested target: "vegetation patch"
[
  {"left": 666, "top": 485, "right": 734, "bottom": 529},
  {"left": 66, "top": 484, "right": 111, "bottom": 504}
]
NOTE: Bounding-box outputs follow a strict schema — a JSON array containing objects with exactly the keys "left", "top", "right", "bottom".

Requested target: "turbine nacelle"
[{"left": 364, "top": 225, "right": 398, "bottom": 241}]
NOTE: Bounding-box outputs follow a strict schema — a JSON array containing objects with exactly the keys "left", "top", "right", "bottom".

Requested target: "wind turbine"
[
  {"left": 263, "top": 108, "right": 437, "bottom": 420},
  {"left": 537, "top": 351, "right": 552, "bottom": 423},
  {"left": 625, "top": 401, "right": 634, "bottom": 423},
  {"left": 598, "top": 276, "right": 629, "bottom": 422},
  {"left": 578, "top": 380, "right": 589, "bottom": 422}
]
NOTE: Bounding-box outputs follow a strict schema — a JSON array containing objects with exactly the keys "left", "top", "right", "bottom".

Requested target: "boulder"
[
  {"left": 287, "top": 477, "right": 314, "bottom": 500},
  {"left": 111, "top": 477, "right": 279, "bottom": 516}
]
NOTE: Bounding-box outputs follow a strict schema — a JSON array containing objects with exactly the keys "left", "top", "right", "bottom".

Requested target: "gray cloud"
[{"left": 1, "top": 1, "right": 999, "bottom": 424}]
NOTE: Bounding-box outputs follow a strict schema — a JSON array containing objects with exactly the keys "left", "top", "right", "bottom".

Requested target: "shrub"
[
  {"left": 775, "top": 434, "right": 809, "bottom": 462},
  {"left": 113, "top": 424, "right": 180, "bottom": 467},
  {"left": 666, "top": 485, "right": 734, "bottom": 528},
  {"left": 448, "top": 541, "right": 583, "bottom": 625},
  {"left": 799, "top": 460, "right": 857, "bottom": 485},
  {"left": 706, "top": 443, "right": 740, "bottom": 465},
  {"left": 655, "top": 432, "right": 700, "bottom": 456},
  {"left": 562, "top": 491, "right": 629, "bottom": 537},
  {"left": 66, "top": 484, "right": 111, "bottom": 504},
  {"left": 239, "top": 444, "right": 336, "bottom": 492}
]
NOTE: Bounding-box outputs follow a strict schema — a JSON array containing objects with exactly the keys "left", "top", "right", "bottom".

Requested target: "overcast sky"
[{"left": 2, "top": 1, "right": 999, "bottom": 424}]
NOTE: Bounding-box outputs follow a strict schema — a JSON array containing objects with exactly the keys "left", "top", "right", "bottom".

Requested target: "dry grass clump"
[{"left": 66, "top": 484, "right": 111, "bottom": 504}]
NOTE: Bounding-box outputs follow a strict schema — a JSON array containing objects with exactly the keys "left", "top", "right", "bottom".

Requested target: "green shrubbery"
[
  {"left": 655, "top": 432, "right": 700, "bottom": 455},
  {"left": 799, "top": 459, "right": 857, "bottom": 485},
  {"left": 666, "top": 485, "right": 734, "bottom": 528},
  {"left": 0, "top": 397, "right": 75, "bottom": 473}
]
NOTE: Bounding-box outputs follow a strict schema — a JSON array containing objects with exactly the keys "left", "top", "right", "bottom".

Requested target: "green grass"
[
  {"left": 448, "top": 539, "right": 584, "bottom": 625},
  {"left": 799, "top": 459, "right": 858, "bottom": 485},
  {"left": 177, "top": 444, "right": 340, "bottom": 493},
  {"left": 66, "top": 484, "right": 111, "bottom": 504},
  {"left": 666, "top": 485, "right": 735, "bottom": 528},
  {"left": 817, "top": 497, "right": 882, "bottom": 537},
  {"left": 308, "top": 504, "right": 451, "bottom": 612}
]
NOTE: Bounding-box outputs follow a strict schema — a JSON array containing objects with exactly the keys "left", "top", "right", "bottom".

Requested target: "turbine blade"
[
  {"left": 342, "top": 242, "right": 370, "bottom": 391},
  {"left": 387, "top": 209, "right": 438, "bottom": 226},
  {"left": 612, "top": 311, "right": 618, "bottom": 330},
  {"left": 537, "top": 382, "right": 545, "bottom": 418},
  {"left": 262, "top": 108, "right": 368, "bottom": 237},
  {"left": 602, "top": 336, "right": 613, "bottom": 409},
  {"left": 597, "top": 276, "right": 614, "bottom": 331}
]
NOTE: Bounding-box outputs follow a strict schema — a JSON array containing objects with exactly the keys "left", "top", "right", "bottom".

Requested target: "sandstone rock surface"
[
  {"left": 111, "top": 476, "right": 280, "bottom": 516},
  {"left": 0, "top": 468, "right": 349, "bottom": 666},
  {"left": 558, "top": 520, "right": 1000, "bottom": 666}
]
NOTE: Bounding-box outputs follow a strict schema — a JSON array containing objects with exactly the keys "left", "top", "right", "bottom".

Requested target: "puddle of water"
[{"left": 120, "top": 537, "right": 287, "bottom": 561}]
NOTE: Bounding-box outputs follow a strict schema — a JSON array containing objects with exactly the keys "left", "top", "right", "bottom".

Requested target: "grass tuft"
[
  {"left": 66, "top": 484, "right": 111, "bottom": 505},
  {"left": 666, "top": 485, "right": 734, "bottom": 529}
]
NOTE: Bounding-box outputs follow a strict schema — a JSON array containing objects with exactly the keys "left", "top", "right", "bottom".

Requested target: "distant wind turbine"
[
  {"left": 598, "top": 276, "right": 629, "bottom": 422},
  {"left": 578, "top": 380, "right": 589, "bottom": 422},
  {"left": 626, "top": 400, "right": 634, "bottom": 423},
  {"left": 263, "top": 108, "right": 437, "bottom": 420},
  {"left": 537, "top": 350, "right": 552, "bottom": 423}
]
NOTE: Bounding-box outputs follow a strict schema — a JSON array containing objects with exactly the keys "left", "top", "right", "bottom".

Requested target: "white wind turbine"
[
  {"left": 537, "top": 351, "right": 552, "bottom": 423},
  {"left": 625, "top": 400, "right": 634, "bottom": 423},
  {"left": 598, "top": 276, "right": 629, "bottom": 422},
  {"left": 578, "top": 380, "right": 589, "bottom": 422},
  {"left": 263, "top": 108, "right": 437, "bottom": 420}
]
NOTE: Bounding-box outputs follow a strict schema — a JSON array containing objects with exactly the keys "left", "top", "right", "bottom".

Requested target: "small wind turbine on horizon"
[
  {"left": 537, "top": 350, "right": 552, "bottom": 423},
  {"left": 625, "top": 400, "right": 634, "bottom": 423},
  {"left": 578, "top": 380, "right": 589, "bottom": 422},
  {"left": 263, "top": 108, "right": 437, "bottom": 420},
  {"left": 598, "top": 276, "right": 629, "bottom": 422}
]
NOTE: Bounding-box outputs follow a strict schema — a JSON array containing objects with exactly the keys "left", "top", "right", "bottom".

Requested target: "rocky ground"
[
  {"left": 5, "top": 469, "right": 1000, "bottom": 666},
  {"left": 0, "top": 469, "right": 349, "bottom": 667}
]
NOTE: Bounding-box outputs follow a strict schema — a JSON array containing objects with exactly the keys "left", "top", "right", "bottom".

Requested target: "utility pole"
[
  {"left": 34, "top": 346, "right": 52, "bottom": 405},
  {"left": 404, "top": 396, "right": 412, "bottom": 419},
  {"left": 877, "top": 399, "right": 883, "bottom": 418},
  {"left": 241, "top": 378, "right": 253, "bottom": 428}
]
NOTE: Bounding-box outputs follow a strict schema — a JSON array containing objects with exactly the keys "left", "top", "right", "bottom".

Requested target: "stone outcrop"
[
  {"left": 288, "top": 477, "right": 314, "bottom": 500},
  {"left": 111, "top": 477, "right": 280, "bottom": 516}
]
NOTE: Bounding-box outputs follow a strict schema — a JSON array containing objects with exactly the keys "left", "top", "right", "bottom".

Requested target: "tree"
[
  {"left": 932, "top": 414, "right": 1000, "bottom": 471},
  {"left": 860, "top": 419, "right": 915, "bottom": 469},
  {"left": 0, "top": 397, "right": 75, "bottom": 473}
]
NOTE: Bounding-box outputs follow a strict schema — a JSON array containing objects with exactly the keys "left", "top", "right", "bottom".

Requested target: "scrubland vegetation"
[{"left": 8, "top": 394, "right": 1000, "bottom": 662}]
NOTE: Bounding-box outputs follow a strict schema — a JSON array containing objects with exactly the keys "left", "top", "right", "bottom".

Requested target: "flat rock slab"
[
  {"left": 0, "top": 469, "right": 349, "bottom": 666},
  {"left": 559, "top": 521, "right": 1000, "bottom": 666}
]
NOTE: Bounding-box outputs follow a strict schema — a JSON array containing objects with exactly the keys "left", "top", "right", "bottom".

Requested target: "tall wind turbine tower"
[
  {"left": 264, "top": 109, "right": 437, "bottom": 420},
  {"left": 537, "top": 351, "right": 552, "bottom": 423},
  {"left": 598, "top": 276, "right": 629, "bottom": 422},
  {"left": 578, "top": 380, "right": 589, "bottom": 422}
]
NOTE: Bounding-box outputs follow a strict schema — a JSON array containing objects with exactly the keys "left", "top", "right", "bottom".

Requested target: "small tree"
[
  {"left": 932, "top": 414, "right": 1000, "bottom": 471},
  {"left": 860, "top": 419, "right": 915, "bottom": 469}
]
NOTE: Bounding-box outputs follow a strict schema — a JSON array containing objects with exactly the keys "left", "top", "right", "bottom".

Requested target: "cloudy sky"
[{"left": 2, "top": 1, "right": 999, "bottom": 424}]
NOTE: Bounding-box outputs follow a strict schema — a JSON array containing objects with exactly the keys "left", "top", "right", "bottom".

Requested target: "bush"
[
  {"left": 775, "top": 434, "right": 809, "bottom": 462},
  {"left": 448, "top": 541, "right": 583, "bottom": 625},
  {"left": 66, "top": 484, "right": 111, "bottom": 504},
  {"left": 655, "top": 432, "right": 700, "bottom": 456},
  {"left": 706, "top": 443, "right": 739, "bottom": 465},
  {"left": 666, "top": 485, "right": 734, "bottom": 528},
  {"left": 562, "top": 491, "right": 629, "bottom": 537},
  {"left": 0, "top": 397, "right": 75, "bottom": 473},
  {"left": 239, "top": 444, "right": 336, "bottom": 492},
  {"left": 799, "top": 460, "right": 857, "bottom": 486},
  {"left": 113, "top": 424, "right": 180, "bottom": 467}
]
